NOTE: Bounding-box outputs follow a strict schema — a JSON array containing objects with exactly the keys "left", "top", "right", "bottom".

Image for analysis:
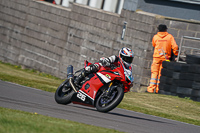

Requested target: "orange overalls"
[{"left": 147, "top": 32, "right": 178, "bottom": 93}]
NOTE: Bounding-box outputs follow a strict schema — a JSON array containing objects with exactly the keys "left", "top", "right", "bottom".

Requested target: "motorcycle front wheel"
[
  {"left": 95, "top": 86, "right": 124, "bottom": 113},
  {"left": 54, "top": 79, "right": 75, "bottom": 105}
]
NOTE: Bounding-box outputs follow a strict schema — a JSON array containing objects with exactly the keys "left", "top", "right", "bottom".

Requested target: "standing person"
[{"left": 147, "top": 24, "right": 179, "bottom": 93}]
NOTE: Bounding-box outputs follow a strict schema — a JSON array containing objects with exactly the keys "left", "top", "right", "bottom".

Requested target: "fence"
[{"left": 177, "top": 36, "right": 200, "bottom": 63}]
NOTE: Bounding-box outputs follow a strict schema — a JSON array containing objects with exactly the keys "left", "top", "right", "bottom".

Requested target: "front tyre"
[
  {"left": 95, "top": 86, "right": 124, "bottom": 113},
  {"left": 55, "top": 79, "right": 75, "bottom": 105}
]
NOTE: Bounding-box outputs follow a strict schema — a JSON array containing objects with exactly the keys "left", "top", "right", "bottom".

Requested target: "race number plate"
[{"left": 77, "top": 91, "right": 86, "bottom": 101}]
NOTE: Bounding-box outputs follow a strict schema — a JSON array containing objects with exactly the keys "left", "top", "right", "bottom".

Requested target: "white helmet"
[{"left": 119, "top": 47, "right": 134, "bottom": 68}]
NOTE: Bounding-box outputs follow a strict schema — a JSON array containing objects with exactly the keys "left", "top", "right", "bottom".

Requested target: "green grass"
[
  {"left": 0, "top": 107, "right": 122, "bottom": 133},
  {"left": 0, "top": 61, "right": 61, "bottom": 92},
  {"left": 0, "top": 61, "right": 200, "bottom": 127},
  {"left": 118, "top": 92, "right": 200, "bottom": 126}
]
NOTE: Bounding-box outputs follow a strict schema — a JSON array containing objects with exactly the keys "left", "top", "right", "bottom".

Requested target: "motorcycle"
[{"left": 54, "top": 60, "right": 133, "bottom": 113}]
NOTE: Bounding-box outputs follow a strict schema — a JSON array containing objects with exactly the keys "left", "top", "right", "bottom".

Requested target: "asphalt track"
[{"left": 0, "top": 80, "right": 200, "bottom": 133}]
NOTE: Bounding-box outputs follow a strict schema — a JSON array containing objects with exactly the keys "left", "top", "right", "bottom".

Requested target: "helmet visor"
[{"left": 121, "top": 54, "right": 134, "bottom": 64}]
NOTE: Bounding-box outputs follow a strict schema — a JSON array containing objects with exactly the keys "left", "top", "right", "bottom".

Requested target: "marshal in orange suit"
[{"left": 147, "top": 24, "right": 179, "bottom": 93}]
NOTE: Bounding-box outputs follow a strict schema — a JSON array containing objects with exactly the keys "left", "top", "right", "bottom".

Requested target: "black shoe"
[
  {"left": 74, "top": 75, "right": 83, "bottom": 87},
  {"left": 145, "top": 90, "right": 154, "bottom": 93},
  {"left": 74, "top": 78, "right": 80, "bottom": 86},
  {"left": 74, "top": 70, "right": 87, "bottom": 89}
]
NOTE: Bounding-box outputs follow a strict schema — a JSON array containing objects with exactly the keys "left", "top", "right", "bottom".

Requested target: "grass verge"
[
  {"left": 0, "top": 61, "right": 200, "bottom": 126},
  {"left": 0, "top": 107, "right": 122, "bottom": 133},
  {"left": 118, "top": 92, "right": 200, "bottom": 126}
]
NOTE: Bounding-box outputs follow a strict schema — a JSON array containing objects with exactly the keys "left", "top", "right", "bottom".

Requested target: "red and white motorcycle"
[{"left": 55, "top": 60, "right": 133, "bottom": 112}]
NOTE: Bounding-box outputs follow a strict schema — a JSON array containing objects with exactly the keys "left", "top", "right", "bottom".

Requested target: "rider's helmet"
[{"left": 119, "top": 47, "right": 134, "bottom": 68}]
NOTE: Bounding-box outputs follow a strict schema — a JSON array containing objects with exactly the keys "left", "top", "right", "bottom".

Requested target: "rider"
[{"left": 74, "top": 47, "right": 134, "bottom": 86}]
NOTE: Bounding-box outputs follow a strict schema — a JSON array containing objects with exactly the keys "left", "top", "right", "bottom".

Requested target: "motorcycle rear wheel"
[
  {"left": 95, "top": 86, "right": 124, "bottom": 113},
  {"left": 55, "top": 79, "right": 75, "bottom": 105}
]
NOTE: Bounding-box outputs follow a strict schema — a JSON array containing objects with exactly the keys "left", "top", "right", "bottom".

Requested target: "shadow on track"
[
  {"left": 108, "top": 112, "right": 173, "bottom": 125},
  {"left": 69, "top": 104, "right": 172, "bottom": 125}
]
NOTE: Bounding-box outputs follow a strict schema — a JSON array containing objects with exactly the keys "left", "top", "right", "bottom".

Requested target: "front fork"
[{"left": 106, "top": 82, "right": 117, "bottom": 96}]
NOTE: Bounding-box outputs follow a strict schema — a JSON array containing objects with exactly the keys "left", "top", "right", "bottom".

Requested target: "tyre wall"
[{"left": 159, "top": 57, "right": 200, "bottom": 102}]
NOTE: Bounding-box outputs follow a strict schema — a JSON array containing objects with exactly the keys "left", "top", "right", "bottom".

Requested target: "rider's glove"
[
  {"left": 100, "top": 57, "right": 111, "bottom": 66},
  {"left": 85, "top": 64, "right": 99, "bottom": 73}
]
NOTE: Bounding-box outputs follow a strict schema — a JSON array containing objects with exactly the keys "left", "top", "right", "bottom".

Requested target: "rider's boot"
[
  {"left": 74, "top": 64, "right": 99, "bottom": 87},
  {"left": 74, "top": 70, "right": 86, "bottom": 87}
]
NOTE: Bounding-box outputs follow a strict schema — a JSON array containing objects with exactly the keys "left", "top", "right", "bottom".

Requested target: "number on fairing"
[{"left": 77, "top": 92, "right": 86, "bottom": 101}]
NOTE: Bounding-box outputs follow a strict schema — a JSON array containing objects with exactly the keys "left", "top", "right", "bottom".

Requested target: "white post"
[
  {"left": 76, "top": 0, "right": 88, "bottom": 5},
  {"left": 103, "top": 0, "right": 118, "bottom": 12},
  {"left": 62, "top": 0, "right": 70, "bottom": 7},
  {"left": 89, "top": 0, "right": 103, "bottom": 9},
  {"left": 54, "top": 0, "right": 61, "bottom": 4},
  {"left": 118, "top": 0, "right": 124, "bottom": 14}
]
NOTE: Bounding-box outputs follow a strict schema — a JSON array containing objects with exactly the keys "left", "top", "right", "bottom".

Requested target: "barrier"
[{"left": 159, "top": 59, "right": 200, "bottom": 102}]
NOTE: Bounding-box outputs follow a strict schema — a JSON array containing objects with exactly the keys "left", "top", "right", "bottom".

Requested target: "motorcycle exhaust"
[
  {"left": 67, "top": 65, "right": 78, "bottom": 93},
  {"left": 67, "top": 65, "right": 73, "bottom": 78},
  {"left": 69, "top": 78, "right": 77, "bottom": 93}
]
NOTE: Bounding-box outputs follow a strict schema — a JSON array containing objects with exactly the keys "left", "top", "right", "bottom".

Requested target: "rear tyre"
[
  {"left": 95, "top": 86, "right": 124, "bottom": 113},
  {"left": 55, "top": 79, "right": 75, "bottom": 105}
]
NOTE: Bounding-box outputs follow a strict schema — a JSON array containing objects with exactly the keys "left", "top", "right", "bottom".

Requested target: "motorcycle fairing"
[
  {"left": 71, "top": 73, "right": 103, "bottom": 106},
  {"left": 71, "top": 70, "right": 122, "bottom": 106},
  {"left": 71, "top": 60, "right": 132, "bottom": 106},
  {"left": 71, "top": 90, "right": 94, "bottom": 106},
  {"left": 96, "top": 72, "right": 111, "bottom": 84}
]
